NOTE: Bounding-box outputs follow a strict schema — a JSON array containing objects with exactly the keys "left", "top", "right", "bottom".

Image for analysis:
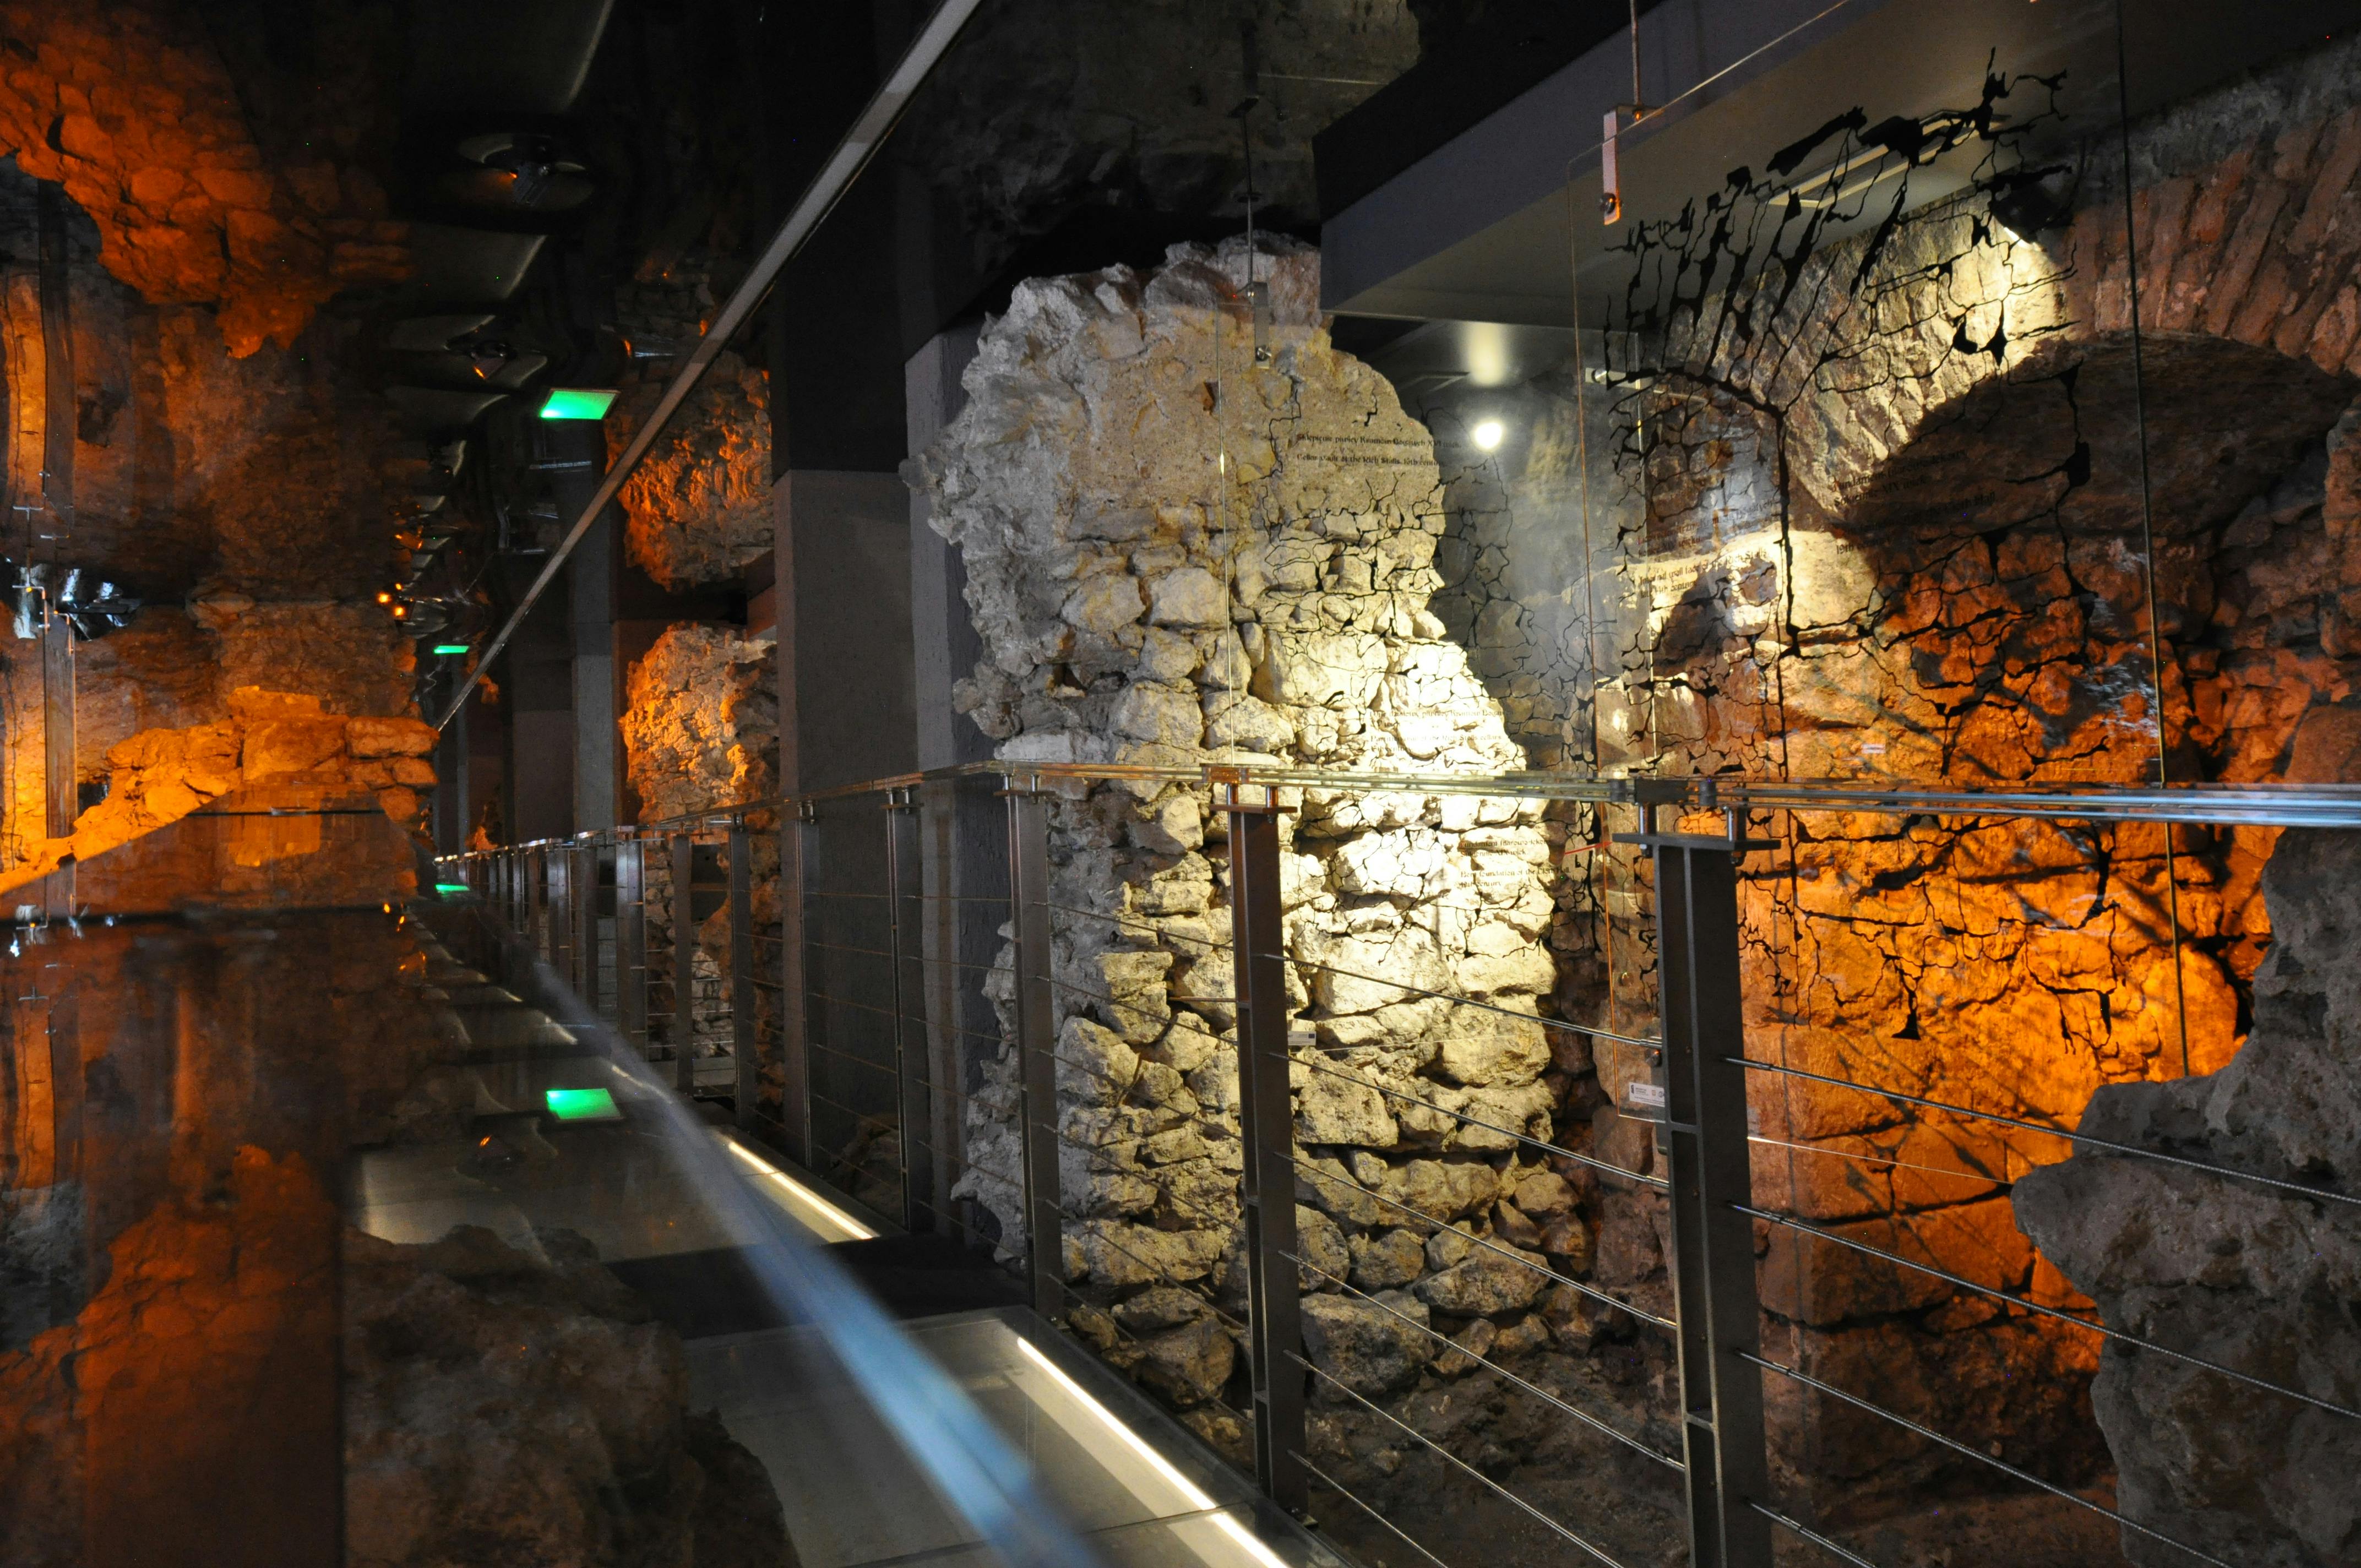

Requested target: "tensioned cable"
[
  {"left": 1296, "top": 1053, "right": 1668, "bottom": 1190},
  {"left": 1742, "top": 1351, "right": 2235, "bottom": 1568},
  {"left": 1261, "top": 949, "right": 1664, "bottom": 1050},
  {"left": 1742, "top": 1130, "right": 2011, "bottom": 1194},
  {"left": 1294, "top": 1451, "right": 1455, "bottom": 1568},
  {"left": 1728, "top": 1054, "right": 2361, "bottom": 1210},
  {"left": 1737, "top": 1201, "right": 2358, "bottom": 1419},
  {"left": 1288, "top": 1353, "right": 1639, "bottom": 1568},
  {"left": 437, "top": 0, "right": 987, "bottom": 729},
  {"left": 1283, "top": 1249, "right": 1681, "bottom": 1469},
  {"left": 1293, "top": 1157, "right": 1674, "bottom": 1330},
  {"left": 1748, "top": 1502, "right": 1883, "bottom": 1568}
]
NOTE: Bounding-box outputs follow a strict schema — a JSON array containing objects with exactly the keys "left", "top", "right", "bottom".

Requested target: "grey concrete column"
[
  {"left": 903, "top": 326, "right": 1006, "bottom": 1247},
  {"left": 569, "top": 507, "right": 620, "bottom": 831},
  {"left": 773, "top": 469, "right": 916, "bottom": 794},
  {"left": 906, "top": 324, "right": 984, "bottom": 772}
]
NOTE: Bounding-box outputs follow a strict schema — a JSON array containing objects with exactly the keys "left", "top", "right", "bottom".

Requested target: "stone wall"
[
  {"left": 1416, "top": 28, "right": 2361, "bottom": 1529},
  {"left": 2015, "top": 828, "right": 2361, "bottom": 1568},
  {"left": 915, "top": 237, "right": 1631, "bottom": 1489},
  {"left": 0, "top": 1, "right": 409, "bottom": 357},
  {"left": 612, "top": 354, "right": 773, "bottom": 591},
  {"left": 0, "top": 686, "right": 435, "bottom": 895},
  {"left": 619, "top": 625, "right": 781, "bottom": 1059}
]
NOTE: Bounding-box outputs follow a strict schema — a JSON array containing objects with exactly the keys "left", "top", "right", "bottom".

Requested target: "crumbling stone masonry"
[{"left": 913, "top": 237, "right": 1635, "bottom": 1484}]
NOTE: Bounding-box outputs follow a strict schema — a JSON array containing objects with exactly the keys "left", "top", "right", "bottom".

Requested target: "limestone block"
[
  {"left": 1110, "top": 682, "right": 1203, "bottom": 748},
  {"left": 1383, "top": 1158, "right": 1499, "bottom": 1226},
  {"left": 1297, "top": 1205, "right": 1351, "bottom": 1290},
  {"left": 1331, "top": 830, "right": 1445, "bottom": 899},
  {"left": 1455, "top": 946, "right": 1555, "bottom": 998},
  {"left": 1114, "top": 1286, "right": 1210, "bottom": 1332},
  {"left": 1300, "top": 1290, "right": 1433, "bottom": 1400},
  {"left": 1514, "top": 1170, "right": 1575, "bottom": 1216},
  {"left": 242, "top": 717, "right": 346, "bottom": 778},
  {"left": 1294, "top": 1064, "right": 1396, "bottom": 1147},
  {"left": 1071, "top": 1221, "right": 1223, "bottom": 1287},
  {"left": 1059, "top": 1016, "right": 1139, "bottom": 1106},
  {"left": 1297, "top": 1153, "right": 1384, "bottom": 1229},
  {"left": 1201, "top": 692, "right": 1294, "bottom": 753},
  {"left": 1434, "top": 1010, "right": 1551, "bottom": 1087},
  {"left": 345, "top": 716, "right": 438, "bottom": 758},
  {"left": 1063, "top": 574, "right": 1145, "bottom": 633},
  {"left": 1444, "top": 1082, "right": 1553, "bottom": 1151},
  {"left": 1348, "top": 1229, "right": 1426, "bottom": 1290},
  {"left": 1147, "top": 566, "right": 1228, "bottom": 627},
  {"left": 1416, "top": 1243, "right": 1548, "bottom": 1315},
  {"left": 1134, "top": 1317, "right": 1236, "bottom": 1407}
]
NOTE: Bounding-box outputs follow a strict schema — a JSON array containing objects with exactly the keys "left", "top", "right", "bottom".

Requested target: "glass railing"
[{"left": 7, "top": 783, "right": 1304, "bottom": 1568}]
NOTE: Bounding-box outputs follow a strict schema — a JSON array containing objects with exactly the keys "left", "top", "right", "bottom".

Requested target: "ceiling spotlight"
[{"left": 1472, "top": 418, "right": 1505, "bottom": 451}]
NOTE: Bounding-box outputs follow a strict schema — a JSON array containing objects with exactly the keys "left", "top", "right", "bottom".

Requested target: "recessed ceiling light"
[{"left": 1472, "top": 418, "right": 1505, "bottom": 451}]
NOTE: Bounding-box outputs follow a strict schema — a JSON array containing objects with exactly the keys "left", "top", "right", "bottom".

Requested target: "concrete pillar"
[
  {"left": 904, "top": 325, "right": 1004, "bottom": 1245},
  {"left": 773, "top": 469, "right": 915, "bottom": 794},
  {"left": 906, "top": 324, "right": 986, "bottom": 771}
]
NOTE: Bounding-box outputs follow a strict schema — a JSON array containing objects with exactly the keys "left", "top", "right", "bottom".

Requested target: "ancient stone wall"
[
  {"left": 611, "top": 354, "right": 773, "bottom": 591},
  {"left": 915, "top": 237, "right": 1630, "bottom": 1489},
  {"left": 0, "top": 2, "right": 408, "bottom": 358},
  {"left": 2015, "top": 827, "right": 2361, "bottom": 1568},
  {"left": 0, "top": 686, "right": 435, "bottom": 894},
  {"left": 619, "top": 625, "right": 781, "bottom": 1059},
  {"left": 1419, "top": 30, "right": 2361, "bottom": 1527}
]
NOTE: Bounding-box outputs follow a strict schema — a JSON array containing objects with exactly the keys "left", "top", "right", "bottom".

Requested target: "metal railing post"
[
  {"left": 1644, "top": 829, "right": 1774, "bottom": 1568},
  {"left": 550, "top": 844, "right": 573, "bottom": 979},
  {"left": 1221, "top": 776, "right": 1307, "bottom": 1515},
  {"left": 573, "top": 841, "right": 596, "bottom": 998},
  {"left": 728, "top": 821, "right": 756, "bottom": 1129},
  {"left": 1007, "top": 782, "right": 1061, "bottom": 1321},
  {"left": 671, "top": 831, "right": 697, "bottom": 1093},
  {"left": 884, "top": 787, "right": 931, "bottom": 1232},
  {"left": 781, "top": 802, "right": 813, "bottom": 1166},
  {"left": 620, "top": 836, "right": 650, "bottom": 1055},
  {"left": 528, "top": 845, "right": 548, "bottom": 957}
]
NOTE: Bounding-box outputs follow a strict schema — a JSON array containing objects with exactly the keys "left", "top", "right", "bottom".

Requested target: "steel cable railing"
[
  {"left": 1733, "top": 1200, "right": 2361, "bottom": 1420},
  {"left": 1729, "top": 1052, "right": 2361, "bottom": 1211},
  {"left": 1281, "top": 1249, "right": 1681, "bottom": 1468},
  {"left": 1296, "top": 1052, "right": 1669, "bottom": 1191},
  {"left": 1740, "top": 1349, "right": 2235, "bottom": 1567},
  {"left": 1292, "top": 1156, "right": 1675, "bottom": 1332},
  {"left": 1288, "top": 1352, "right": 1642, "bottom": 1568},
  {"left": 439, "top": 760, "right": 2361, "bottom": 1568}
]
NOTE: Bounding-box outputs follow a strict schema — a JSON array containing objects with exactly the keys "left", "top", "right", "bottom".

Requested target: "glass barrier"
[{"left": 1, "top": 785, "right": 1152, "bottom": 1568}]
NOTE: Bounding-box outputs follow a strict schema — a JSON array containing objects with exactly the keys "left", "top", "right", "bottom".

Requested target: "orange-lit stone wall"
[
  {"left": 0, "top": 2, "right": 407, "bottom": 357},
  {"left": 1426, "top": 40, "right": 2361, "bottom": 1522}
]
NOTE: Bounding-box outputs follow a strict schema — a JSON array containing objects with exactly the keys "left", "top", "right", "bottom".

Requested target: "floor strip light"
[
  {"left": 720, "top": 1135, "right": 877, "bottom": 1242},
  {"left": 1013, "top": 1337, "right": 1294, "bottom": 1568}
]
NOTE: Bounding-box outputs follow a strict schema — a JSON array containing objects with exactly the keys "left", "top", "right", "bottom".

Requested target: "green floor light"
[
  {"left": 539, "top": 386, "right": 617, "bottom": 420},
  {"left": 432, "top": 643, "right": 471, "bottom": 655},
  {"left": 433, "top": 881, "right": 471, "bottom": 896},
  {"left": 545, "top": 1086, "right": 622, "bottom": 1123}
]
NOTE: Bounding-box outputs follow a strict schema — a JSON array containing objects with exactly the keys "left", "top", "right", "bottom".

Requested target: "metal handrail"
[{"left": 439, "top": 759, "right": 2361, "bottom": 851}]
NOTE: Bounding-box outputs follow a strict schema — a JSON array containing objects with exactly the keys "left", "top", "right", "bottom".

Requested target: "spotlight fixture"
[
  {"left": 1472, "top": 418, "right": 1505, "bottom": 451},
  {"left": 376, "top": 591, "right": 393, "bottom": 605},
  {"left": 538, "top": 387, "right": 618, "bottom": 421},
  {"left": 390, "top": 605, "right": 408, "bottom": 619}
]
